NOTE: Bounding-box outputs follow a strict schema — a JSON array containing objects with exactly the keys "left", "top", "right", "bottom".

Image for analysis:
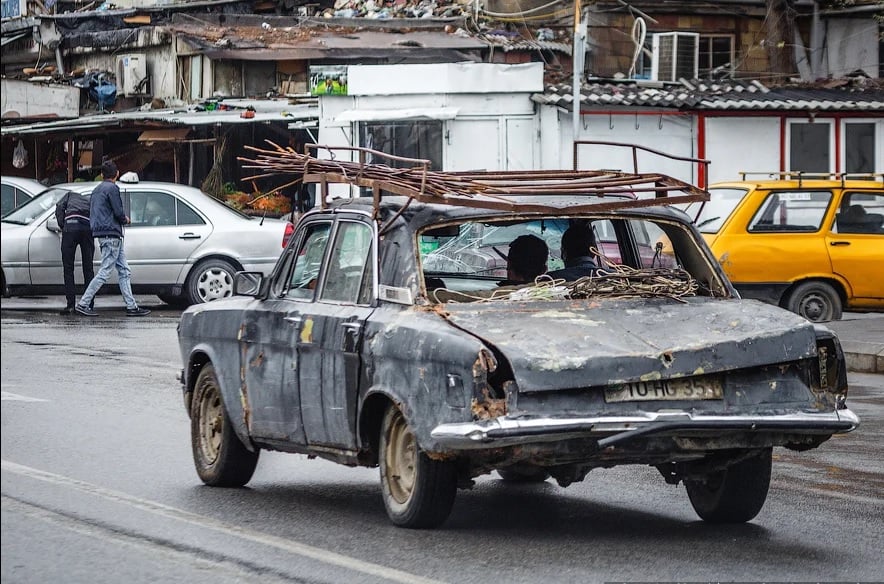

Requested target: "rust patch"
[
  {"left": 250, "top": 351, "right": 265, "bottom": 368},
  {"left": 471, "top": 388, "right": 507, "bottom": 420},
  {"left": 660, "top": 351, "right": 674, "bottom": 368}
]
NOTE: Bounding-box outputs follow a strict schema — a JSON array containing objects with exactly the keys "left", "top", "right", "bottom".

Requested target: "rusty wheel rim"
[
  {"left": 385, "top": 409, "right": 416, "bottom": 505},
  {"left": 198, "top": 381, "right": 223, "bottom": 464}
]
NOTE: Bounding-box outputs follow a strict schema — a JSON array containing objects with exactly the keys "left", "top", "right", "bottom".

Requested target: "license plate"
[{"left": 604, "top": 377, "right": 723, "bottom": 403}]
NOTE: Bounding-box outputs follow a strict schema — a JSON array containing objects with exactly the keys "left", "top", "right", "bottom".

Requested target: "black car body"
[{"left": 178, "top": 145, "right": 859, "bottom": 528}]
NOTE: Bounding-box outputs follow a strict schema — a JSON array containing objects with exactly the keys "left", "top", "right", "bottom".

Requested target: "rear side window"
[
  {"left": 835, "top": 192, "right": 884, "bottom": 234},
  {"left": 320, "top": 221, "right": 374, "bottom": 304},
  {"left": 683, "top": 187, "right": 747, "bottom": 234},
  {"left": 748, "top": 190, "right": 832, "bottom": 232},
  {"left": 176, "top": 200, "right": 205, "bottom": 225}
]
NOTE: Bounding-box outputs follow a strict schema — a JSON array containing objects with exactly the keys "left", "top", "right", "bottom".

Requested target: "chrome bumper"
[{"left": 430, "top": 409, "right": 860, "bottom": 450}]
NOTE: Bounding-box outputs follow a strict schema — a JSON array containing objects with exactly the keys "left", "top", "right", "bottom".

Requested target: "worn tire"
[
  {"left": 379, "top": 405, "right": 457, "bottom": 528},
  {"left": 785, "top": 281, "right": 842, "bottom": 322},
  {"left": 191, "top": 364, "right": 259, "bottom": 487},
  {"left": 685, "top": 448, "right": 772, "bottom": 523},
  {"left": 497, "top": 467, "right": 550, "bottom": 483},
  {"left": 186, "top": 258, "right": 237, "bottom": 305}
]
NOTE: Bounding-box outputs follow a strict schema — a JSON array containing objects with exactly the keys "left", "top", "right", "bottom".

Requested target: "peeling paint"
[{"left": 300, "top": 317, "right": 314, "bottom": 343}]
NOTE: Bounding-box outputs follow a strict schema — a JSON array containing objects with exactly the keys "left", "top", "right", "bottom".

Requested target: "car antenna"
[{"left": 260, "top": 210, "right": 266, "bottom": 225}]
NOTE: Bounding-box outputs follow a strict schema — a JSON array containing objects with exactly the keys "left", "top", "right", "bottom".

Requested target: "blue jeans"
[{"left": 78, "top": 236, "right": 137, "bottom": 310}]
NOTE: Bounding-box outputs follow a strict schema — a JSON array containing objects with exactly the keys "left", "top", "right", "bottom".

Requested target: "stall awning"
[{"left": 138, "top": 128, "right": 191, "bottom": 142}]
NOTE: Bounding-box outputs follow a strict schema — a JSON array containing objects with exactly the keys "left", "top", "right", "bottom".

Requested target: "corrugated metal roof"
[
  {"left": 0, "top": 102, "right": 318, "bottom": 136},
  {"left": 533, "top": 78, "right": 884, "bottom": 112}
]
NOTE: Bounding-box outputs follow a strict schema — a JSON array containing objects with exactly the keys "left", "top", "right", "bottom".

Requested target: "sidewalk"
[
  {"left": 822, "top": 313, "right": 884, "bottom": 374},
  {"left": 1, "top": 295, "right": 881, "bottom": 373}
]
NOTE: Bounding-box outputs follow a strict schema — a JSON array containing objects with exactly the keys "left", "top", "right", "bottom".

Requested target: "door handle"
[
  {"left": 829, "top": 241, "right": 851, "bottom": 246},
  {"left": 284, "top": 316, "right": 302, "bottom": 325},
  {"left": 341, "top": 322, "right": 362, "bottom": 331},
  {"left": 179, "top": 233, "right": 202, "bottom": 240}
]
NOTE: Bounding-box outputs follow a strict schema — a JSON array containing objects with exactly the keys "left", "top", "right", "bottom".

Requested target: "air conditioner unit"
[
  {"left": 651, "top": 32, "right": 699, "bottom": 82},
  {"left": 116, "top": 53, "right": 149, "bottom": 96}
]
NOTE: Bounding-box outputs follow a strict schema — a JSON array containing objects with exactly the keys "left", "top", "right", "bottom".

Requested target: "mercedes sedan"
[{"left": 2, "top": 178, "right": 293, "bottom": 306}]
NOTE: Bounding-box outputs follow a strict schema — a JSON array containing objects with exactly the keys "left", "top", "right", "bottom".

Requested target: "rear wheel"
[
  {"left": 186, "top": 258, "right": 237, "bottom": 305},
  {"left": 191, "top": 364, "right": 258, "bottom": 487},
  {"left": 785, "top": 281, "right": 842, "bottom": 322},
  {"left": 684, "top": 448, "right": 772, "bottom": 523},
  {"left": 379, "top": 405, "right": 457, "bottom": 528}
]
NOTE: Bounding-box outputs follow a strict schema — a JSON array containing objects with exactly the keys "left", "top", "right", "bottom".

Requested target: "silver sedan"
[
  {"left": 1, "top": 180, "right": 293, "bottom": 305},
  {"left": 1, "top": 175, "right": 47, "bottom": 217}
]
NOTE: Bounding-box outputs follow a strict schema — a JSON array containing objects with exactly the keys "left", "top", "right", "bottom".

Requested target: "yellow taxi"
[{"left": 680, "top": 174, "right": 884, "bottom": 322}]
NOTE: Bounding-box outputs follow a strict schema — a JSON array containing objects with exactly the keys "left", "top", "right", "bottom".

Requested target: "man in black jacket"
[{"left": 55, "top": 185, "right": 95, "bottom": 314}]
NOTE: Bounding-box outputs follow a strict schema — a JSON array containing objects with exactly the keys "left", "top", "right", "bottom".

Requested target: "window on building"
[
  {"left": 699, "top": 35, "right": 734, "bottom": 77},
  {"left": 359, "top": 121, "right": 443, "bottom": 170},
  {"left": 844, "top": 122, "right": 876, "bottom": 174},
  {"left": 789, "top": 121, "right": 832, "bottom": 173},
  {"left": 636, "top": 34, "right": 732, "bottom": 79},
  {"left": 1, "top": 0, "right": 23, "bottom": 18}
]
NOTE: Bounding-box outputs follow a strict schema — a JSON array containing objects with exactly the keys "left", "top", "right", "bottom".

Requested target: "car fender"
[{"left": 184, "top": 340, "right": 256, "bottom": 452}]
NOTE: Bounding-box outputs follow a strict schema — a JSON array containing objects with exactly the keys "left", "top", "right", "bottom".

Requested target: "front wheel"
[
  {"left": 785, "top": 281, "right": 842, "bottom": 322},
  {"left": 191, "top": 364, "right": 259, "bottom": 487},
  {"left": 379, "top": 405, "right": 457, "bottom": 528},
  {"left": 684, "top": 448, "right": 772, "bottom": 523},
  {"left": 186, "top": 258, "right": 237, "bottom": 305}
]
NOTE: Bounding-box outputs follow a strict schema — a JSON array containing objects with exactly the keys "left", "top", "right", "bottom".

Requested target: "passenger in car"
[
  {"left": 499, "top": 234, "right": 548, "bottom": 286},
  {"left": 547, "top": 222, "right": 603, "bottom": 281}
]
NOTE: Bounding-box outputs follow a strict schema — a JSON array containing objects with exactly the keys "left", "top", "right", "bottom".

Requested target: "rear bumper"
[{"left": 430, "top": 408, "right": 860, "bottom": 450}]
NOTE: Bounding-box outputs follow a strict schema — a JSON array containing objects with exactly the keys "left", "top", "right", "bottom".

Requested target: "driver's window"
[
  {"left": 286, "top": 222, "right": 331, "bottom": 299},
  {"left": 320, "top": 221, "right": 373, "bottom": 304}
]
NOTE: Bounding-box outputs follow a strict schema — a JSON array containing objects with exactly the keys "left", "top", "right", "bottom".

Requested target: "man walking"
[
  {"left": 75, "top": 160, "right": 150, "bottom": 317},
  {"left": 55, "top": 184, "right": 95, "bottom": 314}
]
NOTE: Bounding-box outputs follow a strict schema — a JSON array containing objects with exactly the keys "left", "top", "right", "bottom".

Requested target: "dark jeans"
[{"left": 61, "top": 226, "right": 95, "bottom": 308}]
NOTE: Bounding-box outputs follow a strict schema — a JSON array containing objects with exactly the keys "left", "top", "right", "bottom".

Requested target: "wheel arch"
[
  {"left": 358, "top": 390, "right": 399, "bottom": 467},
  {"left": 184, "top": 253, "right": 245, "bottom": 282},
  {"left": 186, "top": 347, "right": 256, "bottom": 452},
  {"left": 778, "top": 276, "right": 848, "bottom": 308}
]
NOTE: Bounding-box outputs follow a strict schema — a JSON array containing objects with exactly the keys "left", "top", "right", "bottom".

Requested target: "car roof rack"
[
  {"left": 241, "top": 142, "right": 711, "bottom": 219},
  {"left": 737, "top": 171, "right": 884, "bottom": 187}
]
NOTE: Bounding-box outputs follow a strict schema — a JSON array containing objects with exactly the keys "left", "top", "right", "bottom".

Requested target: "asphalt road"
[{"left": 2, "top": 306, "right": 882, "bottom": 583}]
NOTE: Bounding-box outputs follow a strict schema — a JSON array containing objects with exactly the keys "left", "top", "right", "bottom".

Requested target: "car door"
[
  {"left": 298, "top": 216, "right": 376, "bottom": 449},
  {"left": 241, "top": 218, "right": 333, "bottom": 442},
  {"left": 827, "top": 190, "right": 884, "bottom": 302},
  {"left": 121, "top": 188, "right": 212, "bottom": 285},
  {"left": 720, "top": 189, "right": 834, "bottom": 285}
]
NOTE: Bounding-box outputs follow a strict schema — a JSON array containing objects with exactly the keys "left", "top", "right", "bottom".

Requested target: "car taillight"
[{"left": 282, "top": 222, "right": 295, "bottom": 248}]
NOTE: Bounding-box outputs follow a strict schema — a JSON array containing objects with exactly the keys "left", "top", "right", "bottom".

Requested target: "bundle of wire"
[{"left": 567, "top": 266, "right": 699, "bottom": 302}]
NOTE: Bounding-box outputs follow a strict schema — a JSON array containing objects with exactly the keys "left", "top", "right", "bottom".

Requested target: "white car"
[
  {"left": 1, "top": 179, "right": 293, "bottom": 306},
  {"left": 1, "top": 176, "right": 46, "bottom": 217}
]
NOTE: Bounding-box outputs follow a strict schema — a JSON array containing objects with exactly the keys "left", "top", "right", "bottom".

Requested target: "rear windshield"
[
  {"left": 1, "top": 188, "right": 72, "bottom": 225},
  {"left": 679, "top": 188, "right": 748, "bottom": 234}
]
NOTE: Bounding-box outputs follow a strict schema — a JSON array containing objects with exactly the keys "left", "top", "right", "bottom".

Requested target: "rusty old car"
[{"left": 177, "top": 145, "right": 859, "bottom": 529}]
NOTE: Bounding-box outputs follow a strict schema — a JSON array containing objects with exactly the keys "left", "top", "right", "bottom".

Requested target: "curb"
[{"left": 842, "top": 342, "right": 884, "bottom": 375}]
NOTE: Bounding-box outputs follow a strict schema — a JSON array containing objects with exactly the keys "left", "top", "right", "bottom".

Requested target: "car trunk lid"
[{"left": 440, "top": 297, "right": 817, "bottom": 392}]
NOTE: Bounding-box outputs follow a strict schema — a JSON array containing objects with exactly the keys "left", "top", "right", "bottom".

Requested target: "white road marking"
[
  {"left": 2, "top": 460, "right": 447, "bottom": 584},
  {"left": 1, "top": 391, "right": 49, "bottom": 402}
]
